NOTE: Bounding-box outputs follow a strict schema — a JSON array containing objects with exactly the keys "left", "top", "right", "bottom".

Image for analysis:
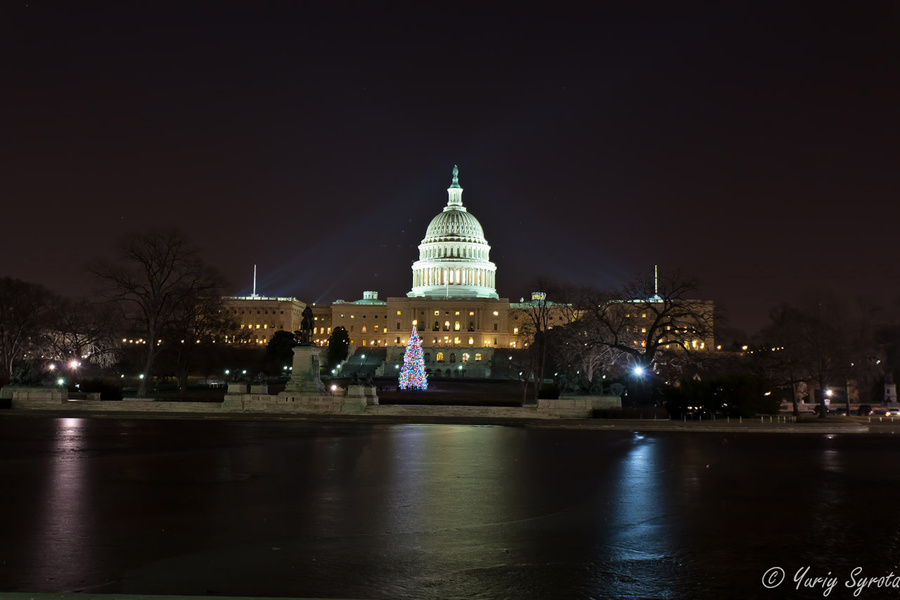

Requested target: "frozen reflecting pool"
[{"left": 2, "top": 417, "right": 900, "bottom": 599}]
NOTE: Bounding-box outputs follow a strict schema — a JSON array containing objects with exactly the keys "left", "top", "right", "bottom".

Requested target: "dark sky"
[{"left": 2, "top": 2, "right": 898, "bottom": 335}]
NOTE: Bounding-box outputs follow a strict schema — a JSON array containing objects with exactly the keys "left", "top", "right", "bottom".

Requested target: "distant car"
[
  {"left": 857, "top": 404, "right": 873, "bottom": 416},
  {"left": 872, "top": 407, "right": 900, "bottom": 417},
  {"left": 832, "top": 407, "right": 848, "bottom": 416}
]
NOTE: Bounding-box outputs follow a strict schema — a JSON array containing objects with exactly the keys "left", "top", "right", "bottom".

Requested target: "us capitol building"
[
  {"left": 224, "top": 166, "right": 713, "bottom": 378},
  {"left": 224, "top": 166, "right": 529, "bottom": 377}
]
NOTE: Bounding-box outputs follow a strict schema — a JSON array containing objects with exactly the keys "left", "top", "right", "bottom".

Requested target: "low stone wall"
[
  {"left": 3, "top": 386, "right": 68, "bottom": 408},
  {"left": 235, "top": 392, "right": 367, "bottom": 414},
  {"left": 76, "top": 399, "right": 226, "bottom": 413},
  {"left": 537, "top": 398, "right": 592, "bottom": 417},
  {"left": 368, "top": 404, "right": 542, "bottom": 419},
  {"left": 2, "top": 385, "right": 597, "bottom": 420}
]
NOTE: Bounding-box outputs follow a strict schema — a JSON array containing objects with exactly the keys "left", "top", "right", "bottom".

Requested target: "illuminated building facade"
[
  {"left": 223, "top": 167, "right": 713, "bottom": 377},
  {"left": 221, "top": 296, "right": 305, "bottom": 344}
]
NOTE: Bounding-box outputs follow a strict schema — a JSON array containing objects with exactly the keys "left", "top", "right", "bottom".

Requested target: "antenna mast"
[{"left": 252, "top": 264, "right": 258, "bottom": 297}]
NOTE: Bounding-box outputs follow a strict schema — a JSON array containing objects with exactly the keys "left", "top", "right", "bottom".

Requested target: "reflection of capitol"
[{"left": 225, "top": 166, "right": 526, "bottom": 377}]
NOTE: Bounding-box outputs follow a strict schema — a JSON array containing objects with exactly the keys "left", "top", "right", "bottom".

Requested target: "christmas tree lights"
[{"left": 399, "top": 325, "right": 428, "bottom": 391}]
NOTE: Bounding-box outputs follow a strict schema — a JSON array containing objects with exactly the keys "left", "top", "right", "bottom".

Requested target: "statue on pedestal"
[{"left": 299, "top": 306, "right": 314, "bottom": 345}]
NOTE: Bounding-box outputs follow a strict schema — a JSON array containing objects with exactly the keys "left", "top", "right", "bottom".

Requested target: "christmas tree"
[{"left": 398, "top": 325, "right": 428, "bottom": 391}]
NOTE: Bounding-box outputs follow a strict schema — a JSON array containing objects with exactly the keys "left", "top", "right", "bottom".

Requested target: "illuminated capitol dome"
[{"left": 408, "top": 165, "right": 498, "bottom": 299}]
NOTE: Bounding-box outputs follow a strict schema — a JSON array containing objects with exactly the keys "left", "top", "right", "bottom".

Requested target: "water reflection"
[
  {"left": 597, "top": 433, "right": 682, "bottom": 598},
  {"left": 33, "top": 418, "right": 97, "bottom": 591},
  {"left": 9, "top": 420, "right": 900, "bottom": 599}
]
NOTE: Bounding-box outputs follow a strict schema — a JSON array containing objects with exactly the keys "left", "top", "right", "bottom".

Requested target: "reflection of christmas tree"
[{"left": 399, "top": 326, "right": 428, "bottom": 391}]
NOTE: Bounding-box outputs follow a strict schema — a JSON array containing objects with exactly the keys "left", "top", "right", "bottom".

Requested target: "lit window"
[
  {"left": 454, "top": 321, "right": 460, "bottom": 330},
  {"left": 462, "top": 353, "right": 469, "bottom": 362},
  {"left": 513, "top": 327, "right": 519, "bottom": 334},
  {"left": 437, "top": 352, "right": 445, "bottom": 362},
  {"left": 468, "top": 337, "right": 474, "bottom": 345},
  {"left": 493, "top": 311, "right": 499, "bottom": 316},
  {"left": 469, "top": 311, "right": 474, "bottom": 316},
  {"left": 455, "top": 311, "right": 460, "bottom": 316},
  {"left": 397, "top": 311, "right": 402, "bottom": 315},
  {"left": 475, "top": 353, "right": 482, "bottom": 361},
  {"left": 434, "top": 310, "right": 439, "bottom": 316}
]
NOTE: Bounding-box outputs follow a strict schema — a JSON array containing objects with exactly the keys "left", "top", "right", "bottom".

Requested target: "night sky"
[{"left": 2, "top": 2, "right": 897, "bottom": 335}]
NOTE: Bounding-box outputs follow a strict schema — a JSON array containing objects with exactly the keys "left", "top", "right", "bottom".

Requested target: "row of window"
[
  {"left": 344, "top": 322, "right": 502, "bottom": 334},
  {"left": 426, "top": 352, "right": 482, "bottom": 363},
  {"left": 355, "top": 337, "right": 500, "bottom": 347},
  {"left": 341, "top": 309, "right": 496, "bottom": 319}
]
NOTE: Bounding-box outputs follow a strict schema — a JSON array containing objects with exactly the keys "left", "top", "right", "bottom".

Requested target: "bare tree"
[
  {"left": 0, "top": 278, "right": 56, "bottom": 382},
  {"left": 92, "top": 230, "right": 226, "bottom": 396},
  {"left": 44, "top": 297, "right": 121, "bottom": 369},
  {"left": 575, "top": 271, "right": 715, "bottom": 381},
  {"left": 162, "top": 284, "right": 235, "bottom": 392},
  {"left": 760, "top": 292, "right": 882, "bottom": 418},
  {"left": 756, "top": 304, "right": 813, "bottom": 416},
  {"left": 513, "top": 280, "right": 578, "bottom": 402}
]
